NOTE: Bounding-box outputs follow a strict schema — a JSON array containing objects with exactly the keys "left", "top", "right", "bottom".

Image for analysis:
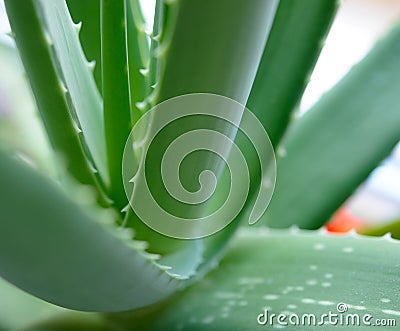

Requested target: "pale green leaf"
[
  {"left": 247, "top": 0, "right": 338, "bottom": 147},
  {"left": 0, "top": 149, "right": 186, "bottom": 312},
  {"left": 37, "top": 0, "right": 108, "bottom": 184},
  {"left": 264, "top": 23, "right": 400, "bottom": 229},
  {"left": 66, "top": 0, "right": 102, "bottom": 92},
  {"left": 4, "top": 0, "right": 102, "bottom": 191},
  {"left": 108, "top": 228, "right": 400, "bottom": 330}
]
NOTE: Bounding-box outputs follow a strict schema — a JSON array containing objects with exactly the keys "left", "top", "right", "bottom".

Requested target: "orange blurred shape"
[{"left": 326, "top": 208, "right": 364, "bottom": 233}]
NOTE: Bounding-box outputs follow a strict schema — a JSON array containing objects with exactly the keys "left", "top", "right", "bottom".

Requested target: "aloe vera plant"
[{"left": 1, "top": 0, "right": 400, "bottom": 330}]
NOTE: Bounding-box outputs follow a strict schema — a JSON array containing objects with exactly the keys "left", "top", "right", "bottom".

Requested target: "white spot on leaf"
[
  {"left": 342, "top": 247, "right": 354, "bottom": 253},
  {"left": 314, "top": 243, "right": 325, "bottom": 250}
]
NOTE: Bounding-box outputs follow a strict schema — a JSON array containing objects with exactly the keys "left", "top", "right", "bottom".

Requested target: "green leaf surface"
[
  {"left": 66, "top": 0, "right": 102, "bottom": 93},
  {"left": 247, "top": 0, "right": 338, "bottom": 147},
  {"left": 0, "top": 149, "right": 187, "bottom": 312},
  {"left": 130, "top": 0, "right": 278, "bottom": 237},
  {"left": 123, "top": 0, "right": 278, "bottom": 279},
  {"left": 108, "top": 228, "right": 400, "bottom": 331},
  {"left": 145, "top": 0, "right": 163, "bottom": 104},
  {"left": 126, "top": 0, "right": 150, "bottom": 123},
  {"left": 233, "top": 0, "right": 339, "bottom": 231},
  {"left": 37, "top": 0, "right": 108, "bottom": 184},
  {"left": 4, "top": 0, "right": 100, "bottom": 190},
  {"left": 101, "top": 0, "right": 132, "bottom": 208},
  {"left": 264, "top": 23, "right": 400, "bottom": 229},
  {"left": 152, "top": 0, "right": 278, "bottom": 105}
]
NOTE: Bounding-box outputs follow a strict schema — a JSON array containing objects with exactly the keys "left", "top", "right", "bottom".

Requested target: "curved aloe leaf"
[
  {"left": 108, "top": 228, "right": 400, "bottom": 330},
  {"left": 232, "top": 0, "right": 338, "bottom": 230},
  {"left": 34, "top": 0, "right": 108, "bottom": 184},
  {"left": 66, "top": 0, "right": 102, "bottom": 93},
  {"left": 151, "top": 0, "right": 278, "bottom": 105},
  {"left": 4, "top": 0, "right": 101, "bottom": 191},
  {"left": 123, "top": 0, "right": 278, "bottom": 274},
  {"left": 41, "top": 0, "right": 108, "bottom": 184},
  {"left": 264, "top": 23, "right": 400, "bottom": 229},
  {"left": 0, "top": 149, "right": 189, "bottom": 312},
  {"left": 126, "top": 0, "right": 150, "bottom": 123},
  {"left": 247, "top": 0, "right": 338, "bottom": 147},
  {"left": 101, "top": 0, "right": 132, "bottom": 208}
]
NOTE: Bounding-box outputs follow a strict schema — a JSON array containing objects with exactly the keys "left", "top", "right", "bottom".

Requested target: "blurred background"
[{"left": 0, "top": 0, "right": 400, "bottom": 231}]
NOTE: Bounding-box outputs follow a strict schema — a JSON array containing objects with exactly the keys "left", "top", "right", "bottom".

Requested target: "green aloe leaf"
[
  {"left": 101, "top": 0, "right": 132, "bottom": 208},
  {"left": 146, "top": 0, "right": 163, "bottom": 103},
  {"left": 122, "top": 0, "right": 278, "bottom": 274},
  {"left": 151, "top": 0, "right": 278, "bottom": 105},
  {"left": 6, "top": 0, "right": 108, "bottom": 183},
  {"left": 34, "top": 0, "right": 108, "bottom": 184},
  {"left": 247, "top": 0, "right": 338, "bottom": 147},
  {"left": 224, "top": 0, "right": 337, "bottom": 237},
  {"left": 66, "top": 0, "right": 102, "bottom": 93},
  {"left": 0, "top": 149, "right": 188, "bottom": 312},
  {"left": 264, "top": 23, "right": 400, "bottom": 229},
  {"left": 108, "top": 228, "right": 400, "bottom": 330},
  {"left": 4, "top": 0, "right": 102, "bottom": 191},
  {"left": 126, "top": 0, "right": 150, "bottom": 124}
]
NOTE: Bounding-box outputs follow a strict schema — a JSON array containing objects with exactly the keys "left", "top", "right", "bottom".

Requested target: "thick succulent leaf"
[
  {"left": 66, "top": 0, "right": 102, "bottom": 93},
  {"left": 146, "top": 0, "right": 163, "bottom": 101},
  {"left": 132, "top": 0, "right": 278, "bottom": 240},
  {"left": 123, "top": 0, "right": 278, "bottom": 276},
  {"left": 247, "top": 0, "right": 338, "bottom": 147},
  {"left": 126, "top": 0, "right": 150, "bottom": 123},
  {"left": 151, "top": 0, "right": 278, "bottom": 105},
  {"left": 101, "top": 0, "right": 132, "bottom": 208},
  {"left": 36, "top": 0, "right": 108, "bottom": 183},
  {"left": 0, "top": 149, "right": 187, "bottom": 312},
  {"left": 4, "top": 0, "right": 101, "bottom": 191},
  {"left": 234, "top": 0, "right": 338, "bottom": 233},
  {"left": 108, "top": 228, "right": 400, "bottom": 330},
  {"left": 264, "top": 23, "right": 400, "bottom": 229}
]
